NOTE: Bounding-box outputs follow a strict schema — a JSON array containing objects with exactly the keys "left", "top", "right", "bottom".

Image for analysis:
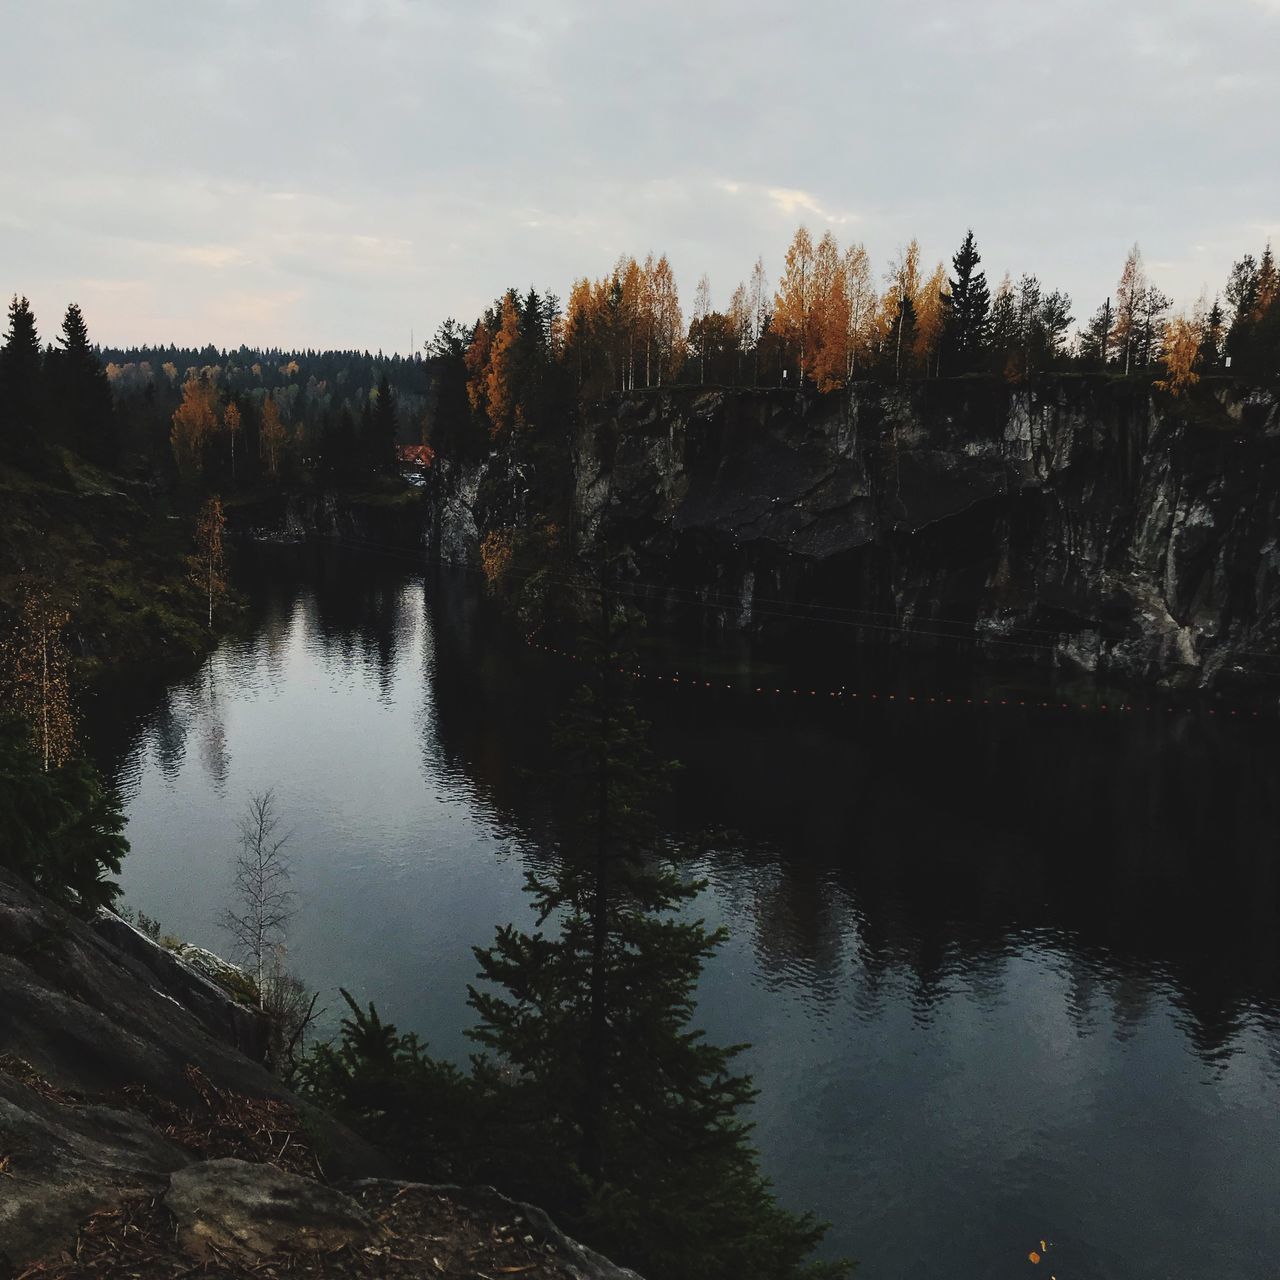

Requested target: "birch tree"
[
  {"left": 691, "top": 274, "right": 712, "bottom": 383},
  {"left": 1, "top": 585, "right": 76, "bottom": 771},
  {"left": 884, "top": 240, "right": 922, "bottom": 380},
  {"left": 842, "top": 243, "right": 877, "bottom": 378},
  {"left": 223, "top": 789, "right": 294, "bottom": 1008},
  {"left": 190, "top": 495, "right": 228, "bottom": 630},
  {"left": 748, "top": 255, "right": 769, "bottom": 383},
  {"left": 223, "top": 400, "right": 242, "bottom": 484}
]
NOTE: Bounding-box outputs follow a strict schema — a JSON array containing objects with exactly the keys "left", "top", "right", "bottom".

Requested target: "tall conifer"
[
  {"left": 467, "top": 589, "right": 846, "bottom": 1280},
  {"left": 946, "top": 229, "right": 990, "bottom": 371},
  {"left": 0, "top": 295, "right": 43, "bottom": 450}
]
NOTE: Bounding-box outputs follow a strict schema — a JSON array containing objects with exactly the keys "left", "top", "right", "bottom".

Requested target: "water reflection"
[{"left": 84, "top": 545, "right": 1280, "bottom": 1280}]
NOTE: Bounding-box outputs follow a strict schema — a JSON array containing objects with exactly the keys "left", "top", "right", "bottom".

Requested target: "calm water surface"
[{"left": 85, "top": 546, "right": 1280, "bottom": 1280}]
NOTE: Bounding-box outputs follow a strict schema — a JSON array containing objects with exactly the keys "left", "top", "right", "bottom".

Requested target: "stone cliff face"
[{"left": 432, "top": 378, "right": 1280, "bottom": 689}]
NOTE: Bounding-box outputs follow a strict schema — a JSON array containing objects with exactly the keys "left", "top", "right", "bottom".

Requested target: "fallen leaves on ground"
[{"left": 15, "top": 1185, "right": 577, "bottom": 1279}]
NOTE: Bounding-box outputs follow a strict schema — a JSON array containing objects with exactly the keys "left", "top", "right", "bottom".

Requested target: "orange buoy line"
[{"left": 521, "top": 634, "right": 1272, "bottom": 720}]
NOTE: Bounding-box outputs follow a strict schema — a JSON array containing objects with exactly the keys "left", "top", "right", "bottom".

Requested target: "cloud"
[
  {"left": 1, "top": 0, "right": 1277, "bottom": 348},
  {"left": 720, "top": 180, "right": 858, "bottom": 229},
  {"left": 171, "top": 245, "right": 251, "bottom": 270},
  {"left": 765, "top": 188, "right": 855, "bottom": 227}
]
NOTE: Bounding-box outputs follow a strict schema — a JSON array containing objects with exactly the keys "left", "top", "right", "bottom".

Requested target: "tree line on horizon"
[
  {"left": 546, "top": 230, "right": 1279, "bottom": 393},
  {"left": 2, "top": 228, "right": 1277, "bottom": 487},
  {"left": 0, "top": 302, "right": 427, "bottom": 487}
]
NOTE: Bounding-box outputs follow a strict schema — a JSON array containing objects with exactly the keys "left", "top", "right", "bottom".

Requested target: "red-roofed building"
[{"left": 398, "top": 443, "right": 435, "bottom": 468}]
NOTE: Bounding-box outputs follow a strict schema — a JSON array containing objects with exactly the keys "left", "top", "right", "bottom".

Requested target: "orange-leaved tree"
[
  {"left": 1156, "top": 315, "right": 1202, "bottom": 397},
  {"left": 774, "top": 226, "right": 816, "bottom": 382},
  {"left": 170, "top": 375, "right": 219, "bottom": 482}
]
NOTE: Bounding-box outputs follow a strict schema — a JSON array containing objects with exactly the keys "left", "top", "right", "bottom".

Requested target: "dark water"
[{"left": 85, "top": 546, "right": 1280, "bottom": 1280}]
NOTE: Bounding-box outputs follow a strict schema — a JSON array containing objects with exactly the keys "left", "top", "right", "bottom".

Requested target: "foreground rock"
[
  {"left": 0, "top": 867, "right": 387, "bottom": 1269},
  {"left": 165, "top": 1157, "right": 373, "bottom": 1262},
  {"left": 0, "top": 869, "right": 644, "bottom": 1279}
]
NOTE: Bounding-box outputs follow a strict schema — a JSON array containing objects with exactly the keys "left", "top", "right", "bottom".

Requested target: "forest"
[{"left": 2, "top": 227, "right": 1277, "bottom": 503}]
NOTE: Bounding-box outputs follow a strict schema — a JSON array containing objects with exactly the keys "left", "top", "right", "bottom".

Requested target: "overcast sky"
[{"left": 2, "top": 0, "right": 1277, "bottom": 352}]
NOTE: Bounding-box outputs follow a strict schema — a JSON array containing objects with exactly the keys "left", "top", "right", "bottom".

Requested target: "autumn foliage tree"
[
  {"left": 773, "top": 226, "right": 816, "bottom": 381},
  {"left": 171, "top": 374, "right": 220, "bottom": 482},
  {"left": 808, "top": 232, "right": 849, "bottom": 392},
  {"left": 1157, "top": 315, "right": 1202, "bottom": 397}
]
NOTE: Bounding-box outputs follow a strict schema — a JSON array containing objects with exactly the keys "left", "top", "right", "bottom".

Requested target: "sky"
[{"left": 2, "top": 0, "right": 1277, "bottom": 353}]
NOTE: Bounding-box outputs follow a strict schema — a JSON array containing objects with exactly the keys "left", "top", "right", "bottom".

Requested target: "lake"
[{"left": 85, "top": 543, "right": 1280, "bottom": 1280}]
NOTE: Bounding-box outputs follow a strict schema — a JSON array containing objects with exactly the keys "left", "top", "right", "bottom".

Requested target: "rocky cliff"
[{"left": 432, "top": 378, "right": 1280, "bottom": 690}]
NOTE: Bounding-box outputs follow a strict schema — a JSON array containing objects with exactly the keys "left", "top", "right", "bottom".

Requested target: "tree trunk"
[{"left": 581, "top": 581, "right": 612, "bottom": 1186}]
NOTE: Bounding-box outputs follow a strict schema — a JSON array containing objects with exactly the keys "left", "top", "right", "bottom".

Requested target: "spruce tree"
[
  {"left": 0, "top": 295, "right": 43, "bottom": 452},
  {"left": 945, "top": 229, "right": 990, "bottom": 372},
  {"left": 467, "top": 592, "right": 847, "bottom": 1280},
  {"left": 1197, "top": 299, "right": 1225, "bottom": 371},
  {"left": 47, "top": 302, "right": 116, "bottom": 464}
]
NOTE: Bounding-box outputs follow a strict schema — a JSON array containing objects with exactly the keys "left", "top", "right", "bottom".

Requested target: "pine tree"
[
  {"left": 1224, "top": 247, "right": 1277, "bottom": 376},
  {"left": 1034, "top": 289, "right": 1075, "bottom": 366},
  {"left": 1080, "top": 299, "right": 1113, "bottom": 369},
  {"left": 945, "top": 229, "right": 990, "bottom": 372},
  {"left": 467, "top": 594, "right": 846, "bottom": 1280},
  {"left": 1134, "top": 283, "right": 1172, "bottom": 368},
  {"left": 0, "top": 295, "right": 43, "bottom": 452}
]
